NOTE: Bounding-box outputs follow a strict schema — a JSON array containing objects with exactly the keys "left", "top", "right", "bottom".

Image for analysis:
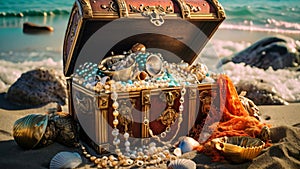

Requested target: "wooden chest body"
[{"left": 63, "top": 0, "right": 225, "bottom": 153}]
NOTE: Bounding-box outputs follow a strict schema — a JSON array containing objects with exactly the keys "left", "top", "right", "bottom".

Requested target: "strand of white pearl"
[{"left": 146, "top": 85, "right": 186, "bottom": 147}]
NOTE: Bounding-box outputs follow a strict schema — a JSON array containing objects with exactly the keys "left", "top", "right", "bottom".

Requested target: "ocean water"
[{"left": 0, "top": 0, "right": 299, "bottom": 102}]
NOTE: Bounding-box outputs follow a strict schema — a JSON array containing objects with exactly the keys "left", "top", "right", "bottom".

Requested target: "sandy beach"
[
  {"left": 1, "top": 96, "right": 299, "bottom": 169},
  {"left": 1, "top": 0, "right": 300, "bottom": 168}
]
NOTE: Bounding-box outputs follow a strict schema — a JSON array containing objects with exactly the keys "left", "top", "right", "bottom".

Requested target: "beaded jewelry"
[
  {"left": 72, "top": 49, "right": 211, "bottom": 168},
  {"left": 147, "top": 84, "right": 186, "bottom": 147}
]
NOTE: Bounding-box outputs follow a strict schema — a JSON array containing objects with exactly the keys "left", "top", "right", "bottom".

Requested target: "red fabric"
[{"left": 195, "top": 75, "right": 270, "bottom": 161}]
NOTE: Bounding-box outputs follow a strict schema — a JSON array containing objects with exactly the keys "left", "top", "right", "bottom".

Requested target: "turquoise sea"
[{"left": 0, "top": 0, "right": 300, "bottom": 101}]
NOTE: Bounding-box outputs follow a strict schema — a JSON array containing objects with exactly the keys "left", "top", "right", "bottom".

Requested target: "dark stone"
[
  {"left": 235, "top": 79, "right": 288, "bottom": 105},
  {"left": 5, "top": 68, "right": 67, "bottom": 107},
  {"left": 23, "top": 22, "right": 54, "bottom": 34},
  {"left": 218, "top": 36, "right": 300, "bottom": 70}
]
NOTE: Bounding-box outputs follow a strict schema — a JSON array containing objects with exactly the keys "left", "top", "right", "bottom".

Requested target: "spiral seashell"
[
  {"left": 13, "top": 114, "right": 48, "bottom": 149},
  {"left": 177, "top": 136, "right": 200, "bottom": 154},
  {"left": 49, "top": 151, "right": 82, "bottom": 169},
  {"left": 167, "top": 159, "right": 196, "bottom": 169},
  {"left": 212, "top": 136, "right": 265, "bottom": 163}
]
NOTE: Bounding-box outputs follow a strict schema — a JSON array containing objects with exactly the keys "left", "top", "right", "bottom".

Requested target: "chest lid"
[{"left": 63, "top": 0, "right": 225, "bottom": 77}]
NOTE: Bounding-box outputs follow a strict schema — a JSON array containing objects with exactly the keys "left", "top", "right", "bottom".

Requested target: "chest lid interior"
[{"left": 63, "top": 0, "right": 225, "bottom": 77}]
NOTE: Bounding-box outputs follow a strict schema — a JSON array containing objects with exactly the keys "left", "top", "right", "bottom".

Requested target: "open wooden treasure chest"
[{"left": 63, "top": 0, "right": 227, "bottom": 160}]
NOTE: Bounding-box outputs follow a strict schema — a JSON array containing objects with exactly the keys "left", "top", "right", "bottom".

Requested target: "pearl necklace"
[
  {"left": 147, "top": 84, "right": 186, "bottom": 147},
  {"left": 107, "top": 84, "right": 185, "bottom": 167}
]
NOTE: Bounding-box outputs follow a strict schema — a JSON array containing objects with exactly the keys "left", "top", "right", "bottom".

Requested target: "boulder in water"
[
  {"left": 23, "top": 22, "right": 54, "bottom": 34},
  {"left": 5, "top": 68, "right": 67, "bottom": 107}
]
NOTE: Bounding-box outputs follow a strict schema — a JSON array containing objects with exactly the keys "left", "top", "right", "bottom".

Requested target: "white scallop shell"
[
  {"left": 49, "top": 151, "right": 82, "bottom": 169},
  {"left": 173, "top": 148, "right": 182, "bottom": 157},
  {"left": 168, "top": 159, "right": 196, "bottom": 169},
  {"left": 178, "top": 136, "right": 200, "bottom": 154}
]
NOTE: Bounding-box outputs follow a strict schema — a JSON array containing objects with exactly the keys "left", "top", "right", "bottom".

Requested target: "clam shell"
[
  {"left": 13, "top": 114, "right": 48, "bottom": 149},
  {"left": 212, "top": 136, "right": 265, "bottom": 163},
  {"left": 49, "top": 151, "right": 82, "bottom": 169},
  {"left": 178, "top": 136, "right": 200, "bottom": 154},
  {"left": 168, "top": 159, "right": 196, "bottom": 169}
]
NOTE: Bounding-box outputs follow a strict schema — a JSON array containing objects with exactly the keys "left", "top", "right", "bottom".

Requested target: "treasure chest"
[{"left": 63, "top": 0, "right": 225, "bottom": 154}]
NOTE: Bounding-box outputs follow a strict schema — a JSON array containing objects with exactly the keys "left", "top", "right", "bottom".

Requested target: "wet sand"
[{"left": 0, "top": 95, "right": 299, "bottom": 169}]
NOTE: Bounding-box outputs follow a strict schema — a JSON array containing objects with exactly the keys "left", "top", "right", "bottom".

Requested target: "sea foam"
[
  {"left": 0, "top": 58, "right": 62, "bottom": 93},
  {"left": 223, "top": 62, "right": 300, "bottom": 102}
]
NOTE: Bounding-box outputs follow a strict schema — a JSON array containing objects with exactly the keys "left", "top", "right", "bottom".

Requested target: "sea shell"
[
  {"left": 13, "top": 114, "right": 48, "bottom": 149},
  {"left": 212, "top": 136, "right": 265, "bottom": 163},
  {"left": 173, "top": 148, "right": 182, "bottom": 157},
  {"left": 239, "top": 91, "right": 260, "bottom": 120},
  {"left": 167, "top": 159, "right": 196, "bottom": 169},
  {"left": 259, "top": 126, "right": 271, "bottom": 142},
  {"left": 177, "top": 136, "right": 200, "bottom": 154},
  {"left": 49, "top": 151, "right": 82, "bottom": 169},
  {"left": 52, "top": 112, "right": 80, "bottom": 147}
]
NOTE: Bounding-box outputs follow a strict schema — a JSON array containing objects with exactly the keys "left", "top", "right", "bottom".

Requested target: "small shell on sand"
[
  {"left": 212, "top": 136, "right": 265, "bottom": 163},
  {"left": 168, "top": 159, "right": 196, "bottom": 169},
  {"left": 49, "top": 151, "right": 82, "bottom": 169},
  {"left": 177, "top": 136, "right": 200, "bottom": 154}
]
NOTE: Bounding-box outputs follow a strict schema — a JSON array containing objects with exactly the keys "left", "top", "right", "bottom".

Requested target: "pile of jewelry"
[
  {"left": 71, "top": 43, "right": 212, "bottom": 168},
  {"left": 72, "top": 43, "right": 212, "bottom": 93},
  {"left": 79, "top": 83, "right": 184, "bottom": 168}
]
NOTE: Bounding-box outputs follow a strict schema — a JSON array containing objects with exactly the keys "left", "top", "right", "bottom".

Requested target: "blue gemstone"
[{"left": 168, "top": 81, "right": 176, "bottom": 87}]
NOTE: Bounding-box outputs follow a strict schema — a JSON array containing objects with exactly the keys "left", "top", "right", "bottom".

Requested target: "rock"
[
  {"left": 235, "top": 79, "right": 288, "bottom": 105},
  {"left": 218, "top": 36, "right": 300, "bottom": 70},
  {"left": 23, "top": 22, "right": 54, "bottom": 34},
  {"left": 5, "top": 68, "right": 67, "bottom": 107}
]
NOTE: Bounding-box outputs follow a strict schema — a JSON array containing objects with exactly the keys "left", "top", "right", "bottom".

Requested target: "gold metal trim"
[
  {"left": 209, "top": 0, "right": 226, "bottom": 18},
  {"left": 98, "top": 96, "right": 109, "bottom": 109},
  {"left": 142, "top": 90, "right": 151, "bottom": 138},
  {"left": 173, "top": 0, "right": 191, "bottom": 18},
  {"left": 199, "top": 90, "right": 212, "bottom": 115},
  {"left": 142, "top": 6, "right": 166, "bottom": 26},
  {"left": 78, "top": 0, "right": 93, "bottom": 18},
  {"left": 64, "top": 6, "right": 83, "bottom": 76},
  {"left": 100, "top": 1, "right": 118, "bottom": 12},
  {"left": 158, "top": 91, "right": 180, "bottom": 127},
  {"left": 118, "top": 99, "right": 134, "bottom": 133},
  {"left": 116, "top": 0, "right": 128, "bottom": 17},
  {"left": 97, "top": 94, "right": 109, "bottom": 144}
]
